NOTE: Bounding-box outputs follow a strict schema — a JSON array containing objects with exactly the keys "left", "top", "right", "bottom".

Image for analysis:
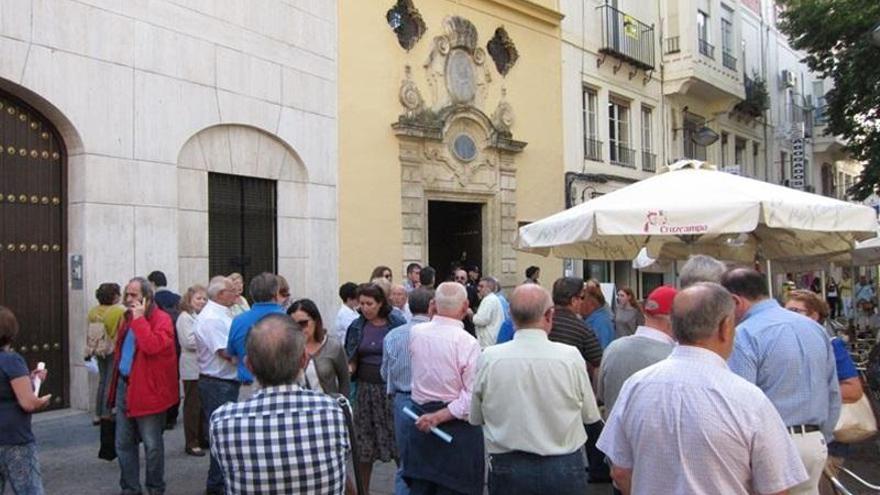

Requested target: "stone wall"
[{"left": 0, "top": 0, "right": 337, "bottom": 410}]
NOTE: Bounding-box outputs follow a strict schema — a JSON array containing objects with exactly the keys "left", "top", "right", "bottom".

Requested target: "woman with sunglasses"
[
  {"left": 370, "top": 265, "right": 393, "bottom": 283},
  {"left": 287, "top": 299, "right": 350, "bottom": 396},
  {"left": 784, "top": 289, "right": 864, "bottom": 495}
]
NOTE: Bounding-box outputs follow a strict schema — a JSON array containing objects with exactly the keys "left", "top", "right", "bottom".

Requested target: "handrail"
[{"left": 597, "top": 3, "right": 655, "bottom": 70}]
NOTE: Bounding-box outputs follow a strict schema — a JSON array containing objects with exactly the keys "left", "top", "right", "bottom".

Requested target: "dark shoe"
[
  {"left": 205, "top": 489, "right": 224, "bottom": 495},
  {"left": 186, "top": 447, "right": 207, "bottom": 457}
]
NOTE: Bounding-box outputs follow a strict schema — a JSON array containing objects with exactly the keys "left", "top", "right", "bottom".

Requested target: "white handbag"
[{"left": 833, "top": 394, "right": 878, "bottom": 443}]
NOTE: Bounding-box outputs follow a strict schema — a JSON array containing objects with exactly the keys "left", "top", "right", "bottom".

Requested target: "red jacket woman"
[{"left": 106, "top": 306, "right": 178, "bottom": 417}]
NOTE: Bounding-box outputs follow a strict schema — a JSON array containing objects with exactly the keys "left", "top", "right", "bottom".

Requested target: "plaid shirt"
[{"left": 209, "top": 384, "right": 350, "bottom": 494}]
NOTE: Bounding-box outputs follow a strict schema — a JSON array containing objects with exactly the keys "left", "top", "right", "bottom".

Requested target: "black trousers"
[{"left": 585, "top": 420, "right": 611, "bottom": 482}]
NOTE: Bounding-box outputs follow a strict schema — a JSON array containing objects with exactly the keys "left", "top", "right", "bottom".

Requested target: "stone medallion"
[{"left": 446, "top": 49, "right": 476, "bottom": 104}]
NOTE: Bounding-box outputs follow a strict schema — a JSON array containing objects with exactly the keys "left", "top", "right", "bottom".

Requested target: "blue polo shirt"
[
  {"left": 585, "top": 306, "right": 615, "bottom": 349},
  {"left": 227, "top": 302, "right": 285, "bottom": 383}
]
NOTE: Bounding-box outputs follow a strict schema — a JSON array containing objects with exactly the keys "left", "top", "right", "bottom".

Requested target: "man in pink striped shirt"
[{"left": 403, "top": 282, "right": 484, "bottom": 495}]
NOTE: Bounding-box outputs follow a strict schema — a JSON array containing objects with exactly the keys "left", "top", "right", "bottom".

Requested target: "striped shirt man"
[{"left": 549, "top": 306, "right": 603, "bottom": 367}]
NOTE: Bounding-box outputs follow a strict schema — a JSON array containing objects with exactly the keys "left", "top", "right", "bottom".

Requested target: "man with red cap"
[{"left": 598, "top": 285, "right": 677, "bottom": 414}]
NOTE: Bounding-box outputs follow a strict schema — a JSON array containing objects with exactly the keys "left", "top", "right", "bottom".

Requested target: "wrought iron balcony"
[
  {"left": 642, "top": 151, "right": 657, "bottom": 172},
  {"left": 584, "top": 137, "right": 603, "bottom": 161},
  {"left": 722, "top": 51, "right": 737, "bottom": 70},
  {"left": 665, "top": 36, "right": 681, "bottom": 54},
  {"left": 698, "top": 38, "right": 715, "bottom": 59},
  {"left": 597, "top": 3, "right": 655, "bottom": 70},
  {"left": 610, "top": 143, "right": 636, "bottom": 168}
]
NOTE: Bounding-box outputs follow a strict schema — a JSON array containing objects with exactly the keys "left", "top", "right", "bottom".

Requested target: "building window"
[
  {"left": 609, "top": 97, "right": 633, "bottom": 167},
  {"left": 720, "top": 132, "right": 729, "bottom": 166},
  {"left": 583, "top": 87, "right": 601, "bottom": 161},
  {"left": 721, "top": 5, "right": 736, "bottom": 70},
  {"left": 209, "top": 173, "right": 278, "bottom": 286},
  {"left": 752, "top": 142, "right": 760, "bottom": 177},
  {"left": 683, "top": 113, "right": 707, "bottom": 160},
  {"left": 641, "top": 106, "right": 655, "bottom": 172},
  {"left": 780, "top": 151, "right": 789, "bottom": 184},
  {"left": 735, "top": 137, "right": 747, "bottom": 173},
  {"left": 697, "top": 10, "right": 714, "bottom": 59}
]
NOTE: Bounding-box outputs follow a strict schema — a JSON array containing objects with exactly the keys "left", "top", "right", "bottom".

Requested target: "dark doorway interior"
[
  {"left": 208, "top": 173, "right": 277, "bottom": 297},
  {"left": 428, "top": 201, "right": 482, "bottom": 283}
]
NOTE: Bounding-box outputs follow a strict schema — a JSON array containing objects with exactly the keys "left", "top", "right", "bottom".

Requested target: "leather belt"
[{"left": 786, "top": 424, "right": 821, "bottom": 434}]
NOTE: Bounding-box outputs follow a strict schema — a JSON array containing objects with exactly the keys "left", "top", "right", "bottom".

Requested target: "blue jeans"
[
  {"left": 115, "top": 379, "right": 166, "bottom": 494},
  {"left": 0, "top": 443, "right": 44, "bottom": 495},
  {"left": 488, "top": 450, "right": 586, "bottom": 495},
  {"left": 392, "top": 393, "right": 412, "bottom": 495},
  {"left": 199, "top": 376, "right": 240, "bottom": 493}
]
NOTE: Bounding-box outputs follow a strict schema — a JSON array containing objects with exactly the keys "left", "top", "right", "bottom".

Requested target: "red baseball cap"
[{"left": 643, "top": 285, "right": 677, "bottom": 316}]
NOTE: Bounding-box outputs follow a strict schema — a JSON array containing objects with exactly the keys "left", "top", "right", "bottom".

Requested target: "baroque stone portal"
[{"left": 392, "top": 15, "right": 526, "bottom": 288}]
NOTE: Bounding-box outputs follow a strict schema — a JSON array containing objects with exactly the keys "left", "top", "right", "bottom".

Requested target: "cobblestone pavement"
[{"left": 33, "top": 408, "right": 879, "bottom": 494}]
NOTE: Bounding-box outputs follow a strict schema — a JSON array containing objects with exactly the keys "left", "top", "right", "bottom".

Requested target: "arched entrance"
[{"left": 0, "top": 91, "right": 67, "bottom": 409}]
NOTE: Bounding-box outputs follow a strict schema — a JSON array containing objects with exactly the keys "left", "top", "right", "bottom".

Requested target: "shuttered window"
[{"left": 208, "top": 173, "right": 277, "bottom": 290}]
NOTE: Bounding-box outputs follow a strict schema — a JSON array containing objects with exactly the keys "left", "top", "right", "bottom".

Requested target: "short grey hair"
[
  {"left": 434, "top": 282, "right": 467, "bottom": 314},
  {"left": 248, "top": 272, "right": 279, "bottom": 303},
  {"left": 408, "top": 288, "right": 434, "bottom": 315},
  {"left": 371, "top": 277, "right": 391, "bottom": 298},
  {"left": 207, "top": 275, "right": 232, "bottom": 300},
  {"left": 672, "top": 282, "right": 735, "bottom": 344},
  {"left": 480, "top": 277, "right": 498, "bottom": 292},
  {"left": 679, "top": 255, "right": 727, "bottom": 288},
  {"left": 246, "top": 314, "right": 304, "bottom": 386},
  {"left": 510, "top": 284, "right": 552, "bottom": 328},
  {"left": 486, "top": 276, "right": 503, "bottom": 293}
]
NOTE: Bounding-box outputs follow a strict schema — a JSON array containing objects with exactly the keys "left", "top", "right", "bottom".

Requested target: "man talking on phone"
[{"left": 106, "top": 276, "right": 178, "bottom": 495}]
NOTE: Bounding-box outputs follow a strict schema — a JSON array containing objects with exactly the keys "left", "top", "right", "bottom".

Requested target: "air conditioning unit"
[{"left": 781, "top": 70, "right": 796, "bottom": 88}]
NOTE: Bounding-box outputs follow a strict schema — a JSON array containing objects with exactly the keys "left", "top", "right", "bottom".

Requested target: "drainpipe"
[{"left": 760, "top": 6, "right": 770, "bottom": 183}]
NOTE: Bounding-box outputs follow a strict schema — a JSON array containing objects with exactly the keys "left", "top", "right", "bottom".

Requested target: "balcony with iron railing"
[
  {"left": 722, "top": 51, "right": 736, "bottom": 71},
  {"left": 698, "top": 37, "right": 715, "bottom": 59},
  {"left": 642, "top": 151, "right": 656, "bottom": 172},
  {"left": 597, "top": 3, "right": 655, "bottom": 70},
  {"left": 584, "top": 137, "right": 603, "bottom": 162},
  {"left": 610, "top": 143, "right": 636, "bottom": 168}
]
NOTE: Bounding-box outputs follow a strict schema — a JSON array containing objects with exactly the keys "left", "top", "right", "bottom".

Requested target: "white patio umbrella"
[{"left": 516, "top": 160, "right": 878, "bottom": 263}]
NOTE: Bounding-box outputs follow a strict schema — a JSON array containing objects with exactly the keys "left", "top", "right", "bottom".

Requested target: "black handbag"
[{"left": 98, "top": 418, "right": 117, "bottom": 461}]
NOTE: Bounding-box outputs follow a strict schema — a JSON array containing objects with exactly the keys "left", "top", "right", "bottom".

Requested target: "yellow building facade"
[{"left": 339, "top": 0, "right": 565, "bottom": 286}]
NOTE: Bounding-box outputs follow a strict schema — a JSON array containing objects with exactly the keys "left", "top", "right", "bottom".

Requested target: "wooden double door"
[{"left": 0, "top": 92, "right": 67, "bottom": 409}]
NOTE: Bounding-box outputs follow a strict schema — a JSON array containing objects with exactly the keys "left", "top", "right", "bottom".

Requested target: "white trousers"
[{"left": 788, "top": 430, "right": 828, "bottom": 495}]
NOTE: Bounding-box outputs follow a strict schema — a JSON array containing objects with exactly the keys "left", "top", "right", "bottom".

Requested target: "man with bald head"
[
  {"left": 210, "top": 314, "right": 349, "bottom": 494},
  {"left": 597, "top": 283, "right": 807, "bottom": 495},
  {"left": 404, "top": 282, "right": 483, "bottom": 494},
  {"left": 471, "top": 284, "right": 601, "bottom": 494}
]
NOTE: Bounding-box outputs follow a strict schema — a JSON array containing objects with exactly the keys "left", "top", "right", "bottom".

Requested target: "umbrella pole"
[{"left": 766, "top": 259, "right": 774, "bottom": 299}]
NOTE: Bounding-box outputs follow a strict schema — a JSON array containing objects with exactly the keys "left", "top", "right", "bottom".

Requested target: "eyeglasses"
[
  {"left": 295, "top": 319, "right": 311, "bottom": 327},
  {"left": 786, "top": 307, "right": 809, "bottom": 315}
]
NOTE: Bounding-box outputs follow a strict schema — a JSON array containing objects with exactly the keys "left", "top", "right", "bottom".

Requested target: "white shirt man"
[
  {"left": 598, "top": 283, "right": 807, "bottom": 495},
  {"left": 471, "top": 284, "right": 601, "bottom": 494},
  {"left": 195, "top": 296, "right": 236, "bottom": 381},
  {"left": 472, "top": 278, "right": 504, "bottom": 348}
]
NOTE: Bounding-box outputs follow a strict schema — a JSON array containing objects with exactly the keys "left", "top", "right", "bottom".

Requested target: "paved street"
[
  {"left": 32, "top": 409, "right": 401, "bottom": 495},
  {"left": 32, "top": 407, "right": 880, "bottom": 494}
]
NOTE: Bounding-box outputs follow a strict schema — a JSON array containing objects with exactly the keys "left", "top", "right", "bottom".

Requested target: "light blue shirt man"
[{"left": 728, "top": 298, "right": 840, "bottom": 441}]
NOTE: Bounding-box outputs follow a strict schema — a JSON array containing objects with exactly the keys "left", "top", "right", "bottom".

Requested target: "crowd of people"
[{"left": 0, "top": 254, "right": 874, "bottom": 495}]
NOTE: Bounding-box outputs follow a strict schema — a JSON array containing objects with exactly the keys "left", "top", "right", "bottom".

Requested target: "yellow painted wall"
[{"left": 338, "top": 0, "right": 564, "bottom": 285}]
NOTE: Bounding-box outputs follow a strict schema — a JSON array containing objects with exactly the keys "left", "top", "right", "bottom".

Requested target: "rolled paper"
[
  {"left": 34, "top": 362, "right": 45, "bottom": 395},
  {"left": 403, "top": 406, "right": 453, "bottom": 443}
]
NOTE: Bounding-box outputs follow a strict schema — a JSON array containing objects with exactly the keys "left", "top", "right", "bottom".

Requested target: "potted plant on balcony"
[{"left": 733, "top": 72, "right": 769, "bottom": 121}]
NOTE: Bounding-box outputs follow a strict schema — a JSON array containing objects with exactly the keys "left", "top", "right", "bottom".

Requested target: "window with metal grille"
[{"left": 208, "top": 173, "right": 277, "bottom": 292}]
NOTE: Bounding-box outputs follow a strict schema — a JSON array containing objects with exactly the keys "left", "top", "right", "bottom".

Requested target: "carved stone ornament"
[
  {"left": 487, "top": 27, "right": 519, "bottom": 76},
  {"left": 399, "top": 65, "right": 425, "bottom": 118},
  {"left": 492, "top": 87, "right": 515, "bottom": 134},
  {"left": 423, "top": 16, "right": 492, "bottom": 110},
  {"left": 386, "top": 0, "right": 427, "bottom": 51}
]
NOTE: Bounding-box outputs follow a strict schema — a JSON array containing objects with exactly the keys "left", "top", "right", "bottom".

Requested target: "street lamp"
[{"left": 672, "top": 106, "right": 720, "bottom": 146}]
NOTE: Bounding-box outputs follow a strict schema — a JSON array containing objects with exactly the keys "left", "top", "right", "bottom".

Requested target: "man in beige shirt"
[{"left": 470, "top": 284, "right": 601, "bottom": 494}]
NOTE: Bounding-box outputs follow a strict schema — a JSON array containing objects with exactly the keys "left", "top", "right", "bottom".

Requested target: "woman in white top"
[{"left": 176, "top": 285, "right": 208, "bottom": 457}]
